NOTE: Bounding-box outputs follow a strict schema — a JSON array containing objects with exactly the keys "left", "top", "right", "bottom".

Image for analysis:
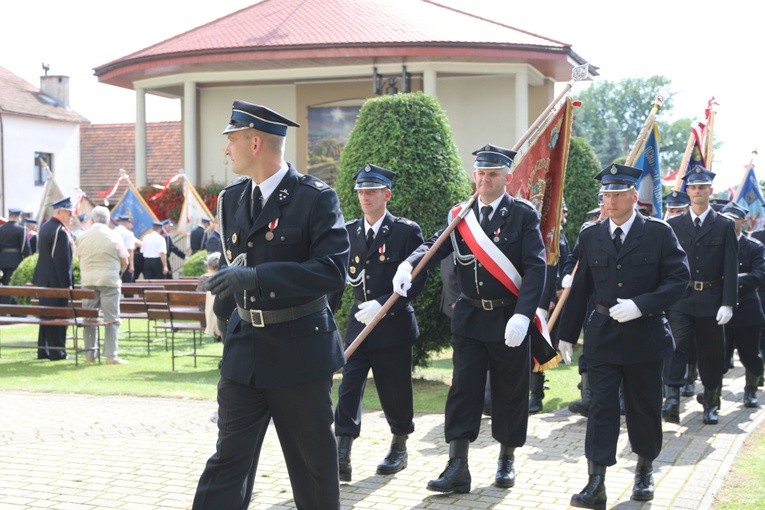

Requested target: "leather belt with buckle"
[
  {"left": 237, "top": 296, "right": 328, "bottom": 327},
  {"left": 594, "top": 303, "right": 610, "bottom": 316},
  {"left": 689, "top": 279, "right": 722, "bottom": 291},
  {"left": 459, "top": 293, "right": 516, "bottom": 311}
]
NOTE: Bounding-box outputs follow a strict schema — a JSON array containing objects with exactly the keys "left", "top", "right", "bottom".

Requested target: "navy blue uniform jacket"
[
  {"left": 217, "top": 166, "right": 349, "bottom": 388},
  {"left": 406, "top": 194, "right": 546, "bottom": 341},
  {"left": 343, "top": 212, "right": 425, "bottom": 349},
  {"left": 728, "top": 234, "right": 765, "bottom": 328},
  {"left": 559, "top": 214, "right": 689, "bottom": 364},
  {"left": 32, "top": 218, "right": 73, "bottom": 288},
  {"left": 667, "top": 210, "right": 738, "bottom": 316},
  {"left": 0, "top": 221, "right": 30, "bottom": 268}
]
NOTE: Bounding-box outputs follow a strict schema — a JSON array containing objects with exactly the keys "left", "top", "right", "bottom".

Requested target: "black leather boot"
[
  {"left": 337, "top": 435, "right": 354, "bottom": 482},
  {"left": 427, "top": 439, "right": 471, "bottom": 494},
  {"left": 662, "top": 386, "right": 680, "bottom": 424},
  {"left": 569, "top": 373, "right": 592, "bottom": 417},
  {"left": 681, "top": 362, "right": 698, "bottom": 397},
  {"left": 494, "top": 445, "right": 516, "bottom": 488},
  {"left": 744, "top": 372, "right": 760, "bottom": 408},
  {"left": 377, "top": 434, "right": 408, "bottom": 474},
  {"left": 570, "top": 461, "right": 607, "bottom": 510},
  {"left": 529, "top": 371, "right": 545, "bottom": 414},
  {"left": 631, "top": 456, "right": 655, "bottom": 501},
  {"left": 702, "top": 386, "right": 719, "bottom": 424}
]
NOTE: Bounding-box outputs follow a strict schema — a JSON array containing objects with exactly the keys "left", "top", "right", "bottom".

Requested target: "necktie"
[
  {"left": 366, "top": 228, "right": 374, "bottom": 248},
  {"left": 480, "top": 205, "right": 493, "bottom": 232},
  {"left": 613, "top": 227, "right": 623, "bottom": 252},
  {"left": 694, "top": 217, "right": 701, "bottom": 232},
  {"left": 251, "top": 186, "right": 262, "bottom": 220}
]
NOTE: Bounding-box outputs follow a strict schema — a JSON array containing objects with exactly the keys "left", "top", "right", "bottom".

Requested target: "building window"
[{"left": 34, "top": 152, "right": 52, "bottom": 186}]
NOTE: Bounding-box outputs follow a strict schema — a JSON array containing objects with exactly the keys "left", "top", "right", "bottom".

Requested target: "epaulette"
[
  {"left": 580, "top": 221, "right": 599, "bottom": 232},
  {"left": 644, "top": 216, "right": 670, "bottom": 226},
  {"left": 394, "top": 216, "right": 418, "bottom": 227},
  {"left": 513, "top": 197, "right": 536, "bottom": 211},
  {"left": 223, "top": 176, "right": 248, "bottom": 190},
  {"left": 298, "top": 173, "right": 330, "bottom": 191},
  {"left": 345, "top": 218, "right": 362, "bottom": 228}
]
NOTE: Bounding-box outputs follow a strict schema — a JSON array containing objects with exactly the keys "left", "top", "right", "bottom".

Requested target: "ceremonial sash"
[{"left": 450, "top": 203, "right": 559, "bottom": 370}]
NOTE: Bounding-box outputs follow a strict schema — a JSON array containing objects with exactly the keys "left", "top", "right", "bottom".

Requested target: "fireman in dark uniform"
[
  {"left": 558, "top": 164, "right": 689, "bottom": 508},
  {"left": 23, "top": 217, "right": 38, "bottom": 255},
  {"left": 0, "top": 208, "right": 31, "bottom": 295},
  {"left": 189, "top": 218, "right": 210, "bottom": 255},
  {"left": 192, "top": 101, "right": 349, "bottom": 510},
  {"left": 393, "top": 144, "right": 547, "bottom": 494},
  {"left": 334, "top": 164, "right": 426, "bottom": 482},
  {"left": 664, "top": 166, "right": 738, "bottom": 425},
  {"left": 161, "top": 219, "right": 186, "bottom": 278},
  {"left": 718, "top": 201, "right": 765, "bottom": 407}
]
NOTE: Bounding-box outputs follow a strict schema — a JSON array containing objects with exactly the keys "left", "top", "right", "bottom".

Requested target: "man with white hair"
[{"left": 76, "top": 206, "right": 129, "bottom": 364}]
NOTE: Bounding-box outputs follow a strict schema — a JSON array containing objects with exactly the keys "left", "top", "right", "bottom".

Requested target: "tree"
[
  {"left": 562, "top": 137, "right": 602, "bottom": 242},
  {"left": 335, "top": 92, "right": 472, "bottom": 367}
]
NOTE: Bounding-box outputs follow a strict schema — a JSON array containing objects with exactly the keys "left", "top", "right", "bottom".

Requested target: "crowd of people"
[{"left": 0, "top": 196, "right": 224, "bottom": 364}]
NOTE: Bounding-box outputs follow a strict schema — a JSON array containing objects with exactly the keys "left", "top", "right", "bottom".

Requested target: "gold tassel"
[{"left": 533, "top": 353, "right": 562, "bottom": 372}]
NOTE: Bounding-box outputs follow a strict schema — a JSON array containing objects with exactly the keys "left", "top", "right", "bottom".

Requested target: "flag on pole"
[
  {"left": 733, "top": 164, "right": 765, "bottom": 232},
  {"left": 634, "top": 123, "right": 663, "bottom": 218},
  {"left": 508, "top": 96, "right": 575, "bottom": 265},
  {"left": 662, "top": 168, "right": 681, "bottom": 187},
  {"left": 35, "top": 176, "right": 66, "bottom": 222},
  {"left": 110, "top": 180, "right": 159, "bottom": 238},
  {"left": 175, "top": 176, "right": 215, "bottom": 237}
]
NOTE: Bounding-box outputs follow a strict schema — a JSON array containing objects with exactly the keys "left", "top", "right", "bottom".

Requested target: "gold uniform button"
[{"left": 232, "top": 233, "right": 238, "bottom": 244}]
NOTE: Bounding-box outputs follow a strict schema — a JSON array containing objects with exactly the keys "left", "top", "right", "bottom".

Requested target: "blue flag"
[
  {"left": 734, "top": 165, "right": 765, "bottom": 232},
  {"left": 110, "top": 183, "right": 158, "bottom": 238},
  {"left": 635, "top": 123, "right": 663, "bottom": 218}
]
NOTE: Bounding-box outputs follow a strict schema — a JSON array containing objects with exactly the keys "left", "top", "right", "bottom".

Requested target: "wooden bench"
[
  {"left": 0, "top": 286, "right": 105, "bottom": 366},
  {"left": 144, "top": 289, "right": 216, "bottom": 370}
]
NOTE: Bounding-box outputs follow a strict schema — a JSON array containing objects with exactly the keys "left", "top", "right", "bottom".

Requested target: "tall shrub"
[
  {"left": 562, "top": 137, "right": 602, "bottom": 242},
  {"left": 335, "top": 92, "right": 472, "bottom": 367}
]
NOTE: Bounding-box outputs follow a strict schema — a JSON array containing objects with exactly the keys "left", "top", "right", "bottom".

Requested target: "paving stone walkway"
[{"left": 0, "top": 364, "right": 762, "bottom": 509}]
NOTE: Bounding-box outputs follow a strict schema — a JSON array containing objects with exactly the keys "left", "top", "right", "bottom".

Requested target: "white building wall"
[
  {"left": 436, "top": 75, "right": 517, "bottom": 176},
  {"left": 1, "top": 114, "right": 80, "bottom": 215}
]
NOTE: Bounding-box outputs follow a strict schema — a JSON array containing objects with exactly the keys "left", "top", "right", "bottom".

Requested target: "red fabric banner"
[{"left": 507, "top": 97, "right": 574, "bottom": 265}]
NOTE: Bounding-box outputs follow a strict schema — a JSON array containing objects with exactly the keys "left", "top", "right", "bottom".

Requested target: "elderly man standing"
[
  {"left": 394, "top": 144, "right": 547, "bottom": 494},
  {"left": 76, "top": 206, "right": 129, "bottom": 365}
]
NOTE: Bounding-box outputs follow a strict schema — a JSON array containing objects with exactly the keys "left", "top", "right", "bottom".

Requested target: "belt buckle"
[
  {"left": 481, "top": 299, "right": 494, "bottom": 311},
  {"left": 249, "top": 309, "right": 265, "bottom": 327},
  {"left": 693, "top": 281, "right": 704, "bottom": 291}
]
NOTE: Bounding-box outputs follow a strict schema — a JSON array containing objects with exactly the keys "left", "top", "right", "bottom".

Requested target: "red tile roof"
[
  {"left": 95, "top": 0, "right": 589, "bottom": 87},
  {"left": 79, "top": 122, "right": 182, "bottom": 201},
  {"left": 0, "top": 65, "right": 89, "bottom": 123}
]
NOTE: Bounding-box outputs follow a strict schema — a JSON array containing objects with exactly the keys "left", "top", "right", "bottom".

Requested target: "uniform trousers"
[
  {"left": 36, "top": 296, "right": 68, "bottom": 359},
  {"left": 445, "top": 333, "right": 530, "bottom": 446},
  {"left": 724, "top": 325, "right": 764, "bottom": 377},
  {"left": 142, "top": 257, "right": 164, "bottom": 279},
  {"left": 335, "top": 341, "right": 414, "bottom": 437},
  {"left": 586, "top": 358, "right": 663, "bottom": 466},
  {"left": 665, "top": 311, "right": 725, "bottom": 388},
  {"left": 192, "top": 375, "right": 340, "bottom": 510}
]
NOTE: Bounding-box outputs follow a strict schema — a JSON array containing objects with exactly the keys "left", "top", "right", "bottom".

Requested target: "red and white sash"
[{"left": 450, "top": 203, "right": 551, "bottom": 344}]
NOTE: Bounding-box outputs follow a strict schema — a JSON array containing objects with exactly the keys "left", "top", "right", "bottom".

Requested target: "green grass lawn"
[{"left": 0, "top": 320, "right": 580, "bottom": 412}]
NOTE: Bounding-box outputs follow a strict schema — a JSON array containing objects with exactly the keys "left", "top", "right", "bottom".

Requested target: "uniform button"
[
  {"left": 314, "top": 326, "right": 319, "bottom": 331},
  {"left": 367, "top": 290, "right": 371, "bottom": 294},
  {"left": 248, "top": 242, "right": 254, "bottom": 248},
  {"left": 269, "top": 291, "right": 276, "bottom": 298},
  {"left": 478, "top": 263, "right": 483, "bottom": 268},
  {"left": 366, "top": 275, "right": 370, "bottom": 279},
  {"left": 250, "top": 296, "right": 256, "bottom": 302},
  {"left": 366, "top": 261, "right": 370, "bottom": 265},
  {"left": 617, "top": 264, "right": 622, "bottom": 269},
  {"left": 280, "top": 236, "right": 286, "bottom": 241},
  {"left": 617, "top": 282, "right": 623, "bottom": 287},
  {"left": 478, "top": 281, "right": 484, "bottom": 286}
]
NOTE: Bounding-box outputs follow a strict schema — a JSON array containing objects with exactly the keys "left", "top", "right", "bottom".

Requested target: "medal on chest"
[{"left": 265, "top": 219, "right": 278, "bottom": 241}]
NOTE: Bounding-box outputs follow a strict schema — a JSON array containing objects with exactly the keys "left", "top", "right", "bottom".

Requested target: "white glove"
[
  {"left": 354, "top": 300, "right": 382, "bottom": 325},
  {"left": 504, "top": 314, "right": 530, "bottom": 347},
  {"left": 392, "top": 261, "right": 413, "bottom": 297},
  {"left": 536, "top": 307, "right": 549, "bottom": 321},
  {"left": 561, "top": 274, "right": 573, "bottom": 289},
  {"left": 558, "top": 340, "right": 573, "bottom": 365},
  {"left": 716, "top": 305, "right": 733, "bottom": 325},
  {"left": 609, "top": 298, "right": 642, "bottom": 323}
]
